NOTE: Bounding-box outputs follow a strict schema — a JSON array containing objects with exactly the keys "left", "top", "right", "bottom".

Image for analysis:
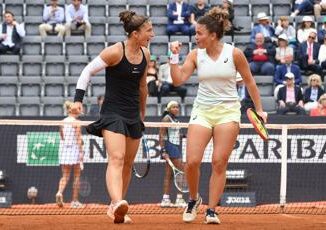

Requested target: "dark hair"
[
  {"left": 119, "top": 10, "right": 149, "bottom": 37},
  {"left": 4, "top": 11, "right": 14, "bottom": 17},
  {"left": 197, "top": 6, "right": 231, "bottom": 40},
  {"left": 97, "top": 95, "right": 104, "bottom": 101}
]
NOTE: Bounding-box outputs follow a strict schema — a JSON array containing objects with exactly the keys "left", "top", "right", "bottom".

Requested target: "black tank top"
[{"left": 101, "top": 42, "right": 147, "bottom": 119}]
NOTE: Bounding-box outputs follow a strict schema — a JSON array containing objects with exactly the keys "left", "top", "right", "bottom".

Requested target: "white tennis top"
[
  {"left": 164, "top": 114, "right": 180, "bottom": 145},
  {"left": 196, "top": 43, "right": 239, "bottom": 105},
  {"left": 61, "top": 116, "right": 77, "bottom": 146}
]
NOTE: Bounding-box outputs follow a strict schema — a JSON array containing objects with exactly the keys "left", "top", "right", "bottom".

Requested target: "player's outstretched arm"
[{"left": 169, "top": 41, "right": 196, "bottom": 86}]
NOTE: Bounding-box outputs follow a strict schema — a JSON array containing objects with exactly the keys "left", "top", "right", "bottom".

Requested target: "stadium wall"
[{"left": 0, "top": 116, "right": 325, "bottom": 206}]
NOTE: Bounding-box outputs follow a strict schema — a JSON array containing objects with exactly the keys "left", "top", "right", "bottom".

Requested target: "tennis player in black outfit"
[{"left": 72, "top": 10, "right": 154, "bottom": 224}]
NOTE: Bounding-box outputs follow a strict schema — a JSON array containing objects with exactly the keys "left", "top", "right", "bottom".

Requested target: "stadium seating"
[
  {"left": 2, "top": 0, "right": 325, "bottom": 116},
  {"left": 25, "top": 0, "right": 44, "bottom": 17},
  {"left": 0, "top": 96, "right": 17, "bottom": 116},
  {"left": 22, "top": 36, "right": 42, "bottom": 55}
]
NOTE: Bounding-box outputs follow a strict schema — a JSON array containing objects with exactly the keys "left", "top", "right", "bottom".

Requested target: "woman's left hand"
[{"left": 256, "top": 110, "right": 268, "bottom": 123}]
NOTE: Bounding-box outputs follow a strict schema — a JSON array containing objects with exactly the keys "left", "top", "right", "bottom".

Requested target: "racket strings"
[{"left": 175, "top": 172, "right": 188, "bottom": 192}]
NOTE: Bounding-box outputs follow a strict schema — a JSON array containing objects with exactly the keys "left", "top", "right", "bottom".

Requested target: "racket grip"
[{"left": 80, "top": 162, "right": 84, "bottom": 171}]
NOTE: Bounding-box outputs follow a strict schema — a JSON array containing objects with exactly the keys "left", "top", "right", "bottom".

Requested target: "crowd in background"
[{"left": 0, "top": 0, "right": 325, "bottom": 116}]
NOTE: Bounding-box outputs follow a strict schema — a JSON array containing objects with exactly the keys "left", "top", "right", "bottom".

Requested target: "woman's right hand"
[
  {"left": 71, "top": 101, "right": 83, "bottom": 115},
  {"left": 170, "top": 41, "right": 182, "bottom": 54}
]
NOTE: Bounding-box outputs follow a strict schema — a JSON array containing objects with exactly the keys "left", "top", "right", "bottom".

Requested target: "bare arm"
[
  {"left": 169, "top": 41, "right": 197, "bottom": 86},
  {"left": 72, "top": 43, "right": 122, "bottom": 112},
  {"left": 139, "top": 47, "right": 150, "bottom": 121},
  {"left": 233, "top": 48, "right": 267, "bottom": 122},
  {"left": 158, "top": 116, "right": 170, "bottom": 148},
  {"left": 190, "top": 13, "right": 196, "bottom": 25}
]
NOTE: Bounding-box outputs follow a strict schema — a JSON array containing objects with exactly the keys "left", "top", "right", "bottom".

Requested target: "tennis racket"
[
  {"left": 132, "top": 135, "right": 151, "bottom": 178},
  {"left": 246, "top": 108, "right": 269, "bottom": 141},
  {"left": 165, "top": 158, "right": 188, "bottom": 193}
]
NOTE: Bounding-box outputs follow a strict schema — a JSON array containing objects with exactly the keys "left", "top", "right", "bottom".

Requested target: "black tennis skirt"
[{"left": 86, "top": 113, "right": 144, "bottom": 139}]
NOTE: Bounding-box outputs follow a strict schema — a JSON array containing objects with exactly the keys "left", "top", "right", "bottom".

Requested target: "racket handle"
[{"left": 80, "top": 162, "right": 84, "bottom": 171}]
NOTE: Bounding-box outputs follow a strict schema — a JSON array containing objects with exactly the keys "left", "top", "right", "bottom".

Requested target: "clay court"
[
  {"left": 0, "top": 204, "right": 326, "bottom": 230},
  {"left": 1, "top": 214, "right": 326, "bottom": 230}
]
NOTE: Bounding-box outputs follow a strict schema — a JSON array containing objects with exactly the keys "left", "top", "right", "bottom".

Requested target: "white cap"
[
  {"left": 278, "top": 34, "right": 288, "bottom": 41},
  {"left": 227, "top": 0, "right": 233, "bottom": 3},
  {"left": 302, "top": 16, "right": 314, "bottom": 22},
  {"left": 166, "top": 101, "right": 179, "bottom": 111},
  {"left": 285, "top": 72, "right": 294, "bottom": 79},
  {"left": 257, "top": 12, "right": 269, "bottom": 21}
]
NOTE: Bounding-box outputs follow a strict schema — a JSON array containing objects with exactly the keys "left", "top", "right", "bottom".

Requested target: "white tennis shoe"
[
  {"left": 71, "top": 200, "right": 83, "bottom": 209},
  {"left": 175, "top": 194, "right": 187, "bottom": 208},
  {"left": 107, "top": 200, "right": 129, "bottom": 224},
  {"left": 182, "top": 195, "right": 202, "bottom": 223},
  {"left": 160, "top": 198, "right": 172, "bottom": 208},
  {"left": 204, "top": 209, "right": 221, "bottom": 224},
  {"left": 55, "top": 192, "right": 63, "bottom": 208}
]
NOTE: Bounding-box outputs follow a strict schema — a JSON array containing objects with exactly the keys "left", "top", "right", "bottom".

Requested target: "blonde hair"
[
  {"left": 279, "top": 16, "right": 288, "bottom": 21},
  {"left": 308, "top": 74, "right": 322, "bottom": 87},
  {"left": 166, "top": 101, "right": 179, "bottom": 112},
  {"left": 318, "top": 93, "right": 326, "bottom": 103},
  {"left": 64, "top": 100, "right": 74, "bottom": 113}
]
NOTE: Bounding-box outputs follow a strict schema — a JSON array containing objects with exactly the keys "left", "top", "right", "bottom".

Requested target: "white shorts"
[
  {"left": 189, "top": 101, "right": 241, "bottom": 129},
  {"left": 59, "top": 144, "right": 80, "bottom": 165}
]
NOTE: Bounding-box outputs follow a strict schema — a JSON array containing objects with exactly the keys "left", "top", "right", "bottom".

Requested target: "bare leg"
[
  {"left": 122, "top": 137, "right": 140, "bottom": 198},
  {"left": 186, "top": 125, "right": 212, "bottom": 200},
  {"left": 57, "top": 165, "right": 71, "bottom": 194},
  {"left": 208, "top": 122, "right": 239, "bottom": 209},
  {"left": 162, "top": 163, "right": 173, "bottom": 195},
  {"left": 102, "top": 130, "right": 126, "bottom": 203},
  {"left": 72, "top": 164, "right": 81, "bottom": 201}
]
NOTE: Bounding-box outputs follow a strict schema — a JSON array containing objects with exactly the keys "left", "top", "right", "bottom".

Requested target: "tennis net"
[{"left": 0, "top": 120, "right": 325, "bottom": 215}]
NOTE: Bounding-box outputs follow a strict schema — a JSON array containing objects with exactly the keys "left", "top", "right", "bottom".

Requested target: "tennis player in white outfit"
[
  {"left": 56, "top": 101, "right": 84, "bottom": 208},
  {"left": 169, "top": 6, "right": 267, "bottom": 224}
]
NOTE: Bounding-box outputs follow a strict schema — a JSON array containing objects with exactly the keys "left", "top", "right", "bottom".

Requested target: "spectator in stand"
[
  {"left": 0, "top": 11, "right": 25, "bottom": 55},
  {"left": 298, "top": 30, "right": 323, "bottom": 78},
  {"left": 274, "top": 62, "right": 302, "bottom": 99},
  {"left": 303, "top": 74, "right": 325, "bottom": 112},
  {"left": 89, "top": 95, "right": 104, "bottom": 117},
  {"left": 291, "top": 0, "right": 314, "bottom": 17},
  {"left": 275, "top": 16, "right": 297, "bottom": 48},
  {"left": 319, "top": 33, "right": 326, "bottom": 74},
  {"left": 244, "top": 33, "right": 276, "bottom": 76},
  {"left": 297, "top": 16, "right": 316, "bottom": 43},
  {"left": 189, "top": 0, "right": 210, "bottom": 35},
  {"left": 314, "top": 0, "right": 326, "bottom": 17},
  {"left": 317, "top": 16, "right": 326, "bottom": 44},
  {"left": 221, "top": 0, "right": 243, "bottom": 39},
  {"left": 158, "top": 58, "right": 187, "bottom": 101},
  {"left": 166, "top": 0, "right": 192, "bottom": 36},
  {"left": 276, "top": 73, "right": 306, "bottom": 115},
  {"left": 65, "top": 0, "right": 91, "bottom": 37},
  {"left": 39, "top": 0, "right": 65, "bottom": 38},
  {"left": 310, "top": 93, "right": 326, "bottom": 116},
  {"left": 147, "top": 55, "right": 159, "bottom": 97},
  {"left": 221, "top": 0, "right": 234, "bottom": 24},
  {"left": 250, "top": 12, "right": 275, "bottom": 44},
  {"left": 275, "top": 34, "right": 294, "bottom": 66}
]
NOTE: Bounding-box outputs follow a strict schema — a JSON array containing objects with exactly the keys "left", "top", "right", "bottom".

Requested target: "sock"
[{"left": 163, "top": 194, "right": 170, "bottom": 199}]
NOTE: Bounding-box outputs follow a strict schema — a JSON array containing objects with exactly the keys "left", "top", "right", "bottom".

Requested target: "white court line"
[{"left": 281, "top": 214, "right": 304, "bottom": 219}]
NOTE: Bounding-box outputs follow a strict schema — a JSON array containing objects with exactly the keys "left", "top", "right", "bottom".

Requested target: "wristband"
[
  {"left": 74, "top": 89, "right": 85, "bottom": 103},
  {"left": 169, "top": 53, "right": 179, "bottom": 64}
]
